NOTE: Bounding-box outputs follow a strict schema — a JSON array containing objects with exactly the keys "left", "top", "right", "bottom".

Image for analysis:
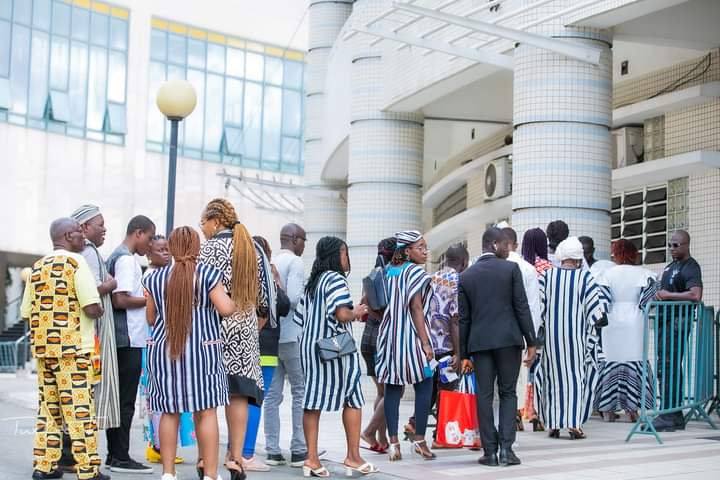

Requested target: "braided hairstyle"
[
  {"left": 612, "top": 239, "right": 638, "bottom": 265},
  {"left": 376, "top": 237, "right": 395, "bottom": 268},
  {"left": 201, "top": 198, "right": 258, "bottom": 313},
  {"left": 522, "top": 227, "right": 549, "bottom": 264},
  {"left": 305, "top": 236, "right": 347, "bottom": 301},
  {"left": 165, "top": 226, "right": 199, "bottom": 360}
]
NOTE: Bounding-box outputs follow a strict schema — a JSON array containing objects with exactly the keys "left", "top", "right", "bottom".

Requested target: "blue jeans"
[
  {"left": 384, "top": 377, "right": 434, "bottom": 438},
  {"left": 242, "top": 365, "right": 275, "bottom": 458}
]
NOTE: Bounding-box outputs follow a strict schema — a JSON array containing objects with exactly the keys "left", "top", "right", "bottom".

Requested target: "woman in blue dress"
[
  {"left": 295, "top": 236, "right": 377, "bottom": 477},
  {"left": 143, "top": 227, "right": 238, "bottom": 480},
  {"left": 375, "top": 230, "right": 436, "bottom": 461}
]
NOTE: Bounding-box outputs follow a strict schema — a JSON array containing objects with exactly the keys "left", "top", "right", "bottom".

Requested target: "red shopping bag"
[{"left": 435, "top": 375, "right": 481, "bottom": 448}]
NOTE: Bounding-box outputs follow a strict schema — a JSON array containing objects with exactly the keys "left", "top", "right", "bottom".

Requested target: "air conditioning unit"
[
  {"left": 484, "top": 156, "right": 512, "bottom": 201},
  {"left": 612, "top": 127, "right": 644, "bottom": 168}
]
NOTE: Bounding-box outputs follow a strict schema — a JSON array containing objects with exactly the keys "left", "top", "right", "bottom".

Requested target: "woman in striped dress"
[
  {"left": 294, "top": 236, "right": 376, "bottom": 477},
  {"left": 143, "top": 226, "right": 237, "bottom": 480},
  {"left": 595, "top": 239, "right": 656, "bottom": 422},
  {"left": 375, "top": 230, "right": 436, "bottom": 461},
  {"left": 537, "top": 237, "right": 609, "bottom": 440}
]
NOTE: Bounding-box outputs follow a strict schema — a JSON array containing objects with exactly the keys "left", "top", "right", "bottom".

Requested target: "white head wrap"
[
  {"left": 394, "top": 230, "right": 423, "bottom": 249},
  {"left": 555, "top": 236, "right": 584, "bottom": 262}
]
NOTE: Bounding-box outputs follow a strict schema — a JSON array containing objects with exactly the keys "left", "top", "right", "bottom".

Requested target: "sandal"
[
  {"left": 302, "top": 464, "right": 330, "bottom": 477},
  {"left": 411, "top": 440, "right": 436, "bottom": 461},
  {"left": 196, "top": 459, "right": 204, "bottom": 480},
  {"left": 388, "top": 443, "right": 402, "bottom": 462},
  {"left": 369, "top": 443, "right": 388, "bottom": 454},
  {"left": 344, "top": 462, "right": 379, "bottom": 476},
  {"left": 568, "top": 428, "right": 586, "bottom": 440},
  {"left": 226, "top": 459, "right": 247, "bottom": 480}
]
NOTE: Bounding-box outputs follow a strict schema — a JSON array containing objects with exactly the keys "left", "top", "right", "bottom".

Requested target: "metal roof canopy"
[{"left": 346, "top": 0, "right": 605, "bottom": 69}]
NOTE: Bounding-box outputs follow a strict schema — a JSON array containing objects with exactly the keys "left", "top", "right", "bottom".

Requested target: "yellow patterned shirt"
[{"left": 21, "top": 249, "right": 100, "bottom": 357}]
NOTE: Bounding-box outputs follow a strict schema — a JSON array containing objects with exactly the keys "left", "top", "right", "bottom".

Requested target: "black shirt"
[{"left": 660, "top": 257, "right": 703, "bottom": 293}]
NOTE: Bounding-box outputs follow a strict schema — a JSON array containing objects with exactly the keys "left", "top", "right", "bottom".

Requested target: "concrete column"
[
  {"left": 511, "top": 7, "right": 613, "bottom": 258},
  {"left": 347, "top": 0, "right": 424, "bottom": 295},
  {"left": 304, "top": 0, "right": 353, "bottom": 262}
]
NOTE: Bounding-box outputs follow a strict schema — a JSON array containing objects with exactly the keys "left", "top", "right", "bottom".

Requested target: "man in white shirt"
[
  {"left": 105, "top": 215, "right": 155, "bottom": 474},
  {"left": 502, "top": 227, "right": 542, "bottom": 431},
  {"left": 264, "top": 223, "right": 308, "bottom": 467}
]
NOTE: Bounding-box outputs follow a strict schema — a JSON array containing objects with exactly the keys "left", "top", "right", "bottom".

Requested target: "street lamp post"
[{"left": 156, "top": 80, "right": 197, "bottom": 237}]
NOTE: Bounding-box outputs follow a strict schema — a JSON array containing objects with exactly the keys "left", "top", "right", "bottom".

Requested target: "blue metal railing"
[{"left": 627, "top": 301, "right": 718, "bottom": 443}]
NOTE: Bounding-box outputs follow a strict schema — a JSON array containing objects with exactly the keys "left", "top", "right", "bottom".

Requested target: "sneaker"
[
  {"left": 160, "top": 474, "right": 177, "bottom": 480},
  {"left": 290, "top": 452, "right": 306, "bottom": 468},
  {"left": 650, "top": 414, "right": 676, "bottom": 432},
  {"left": 31, "top": 471, "right": 64, "bottom": 480},
  {"left": 109, "top": 458, "right": 154, "bottom": 474},
  {"left": 265, "top": 454, "right": 286, "bottom": 466},
  {"left": 242, "top": 456, "right": 271, "bottom": 472}
]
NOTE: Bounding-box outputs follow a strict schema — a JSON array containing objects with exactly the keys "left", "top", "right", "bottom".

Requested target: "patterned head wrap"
[
  {"left": 70, "top": 204, "right": 101, "bottom": 225},
  {"left": 555, "top": 236, "right": 584, "bottom": 262},
  {"left": 394, "top": 230, "right": 423, "bottom": 249}
]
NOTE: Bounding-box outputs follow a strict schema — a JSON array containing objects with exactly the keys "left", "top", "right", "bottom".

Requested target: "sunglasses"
[{"left": 668, "top": 242, "right": 686, "bottom": 248}]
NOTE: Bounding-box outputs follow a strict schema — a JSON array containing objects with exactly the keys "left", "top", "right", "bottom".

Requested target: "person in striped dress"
[
  {"left": 142, "top": 227, "right": 237, "bottom": 480},
  {"left": 375, "top": 230, "right": 436, "bottom": 462},
  {"left": 294, "top": 236, "right": 376, "bottom": 477},
  {"left": 537, "top": 237, "right": 609, "bottom": 440}
]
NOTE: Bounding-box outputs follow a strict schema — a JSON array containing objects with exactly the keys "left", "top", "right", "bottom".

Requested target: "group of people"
[{"left": 22, "top": 201, "right": 703, "bottom": 480}]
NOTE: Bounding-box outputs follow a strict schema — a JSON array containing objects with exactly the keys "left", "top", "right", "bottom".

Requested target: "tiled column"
[
  {"left": 511, "top": 10, "right": 613, "bottom": 258},
  {"left": 304, "top": 0, "right": 353, "bottom": 263},
  {"left": 347, "top": 0, "right": 424, "bottom": 295}
]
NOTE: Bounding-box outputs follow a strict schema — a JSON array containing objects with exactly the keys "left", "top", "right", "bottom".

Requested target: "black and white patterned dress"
[{"left": 199, "top": 230, "right": 269, "bottom": 406}]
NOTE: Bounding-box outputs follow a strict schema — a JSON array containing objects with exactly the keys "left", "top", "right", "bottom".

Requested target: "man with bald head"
[
  {"left": 264, "top": 223, "right": 309, "bottom": 466},
  {"left": 22, "top": 218, "right": 107, "bottom": 480}
]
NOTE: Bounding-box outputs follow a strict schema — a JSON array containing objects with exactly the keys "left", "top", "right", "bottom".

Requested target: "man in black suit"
[{"left": 459, "top": 227, "right": 537, "bottom": 467}]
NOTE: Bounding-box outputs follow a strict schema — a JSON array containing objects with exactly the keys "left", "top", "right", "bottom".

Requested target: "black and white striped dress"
[
  {"left": 142, "top": 263, "right": 229, "bottom": 413},
  {"left": 294, "top": 271, "right": 364, "bottom": 411}
]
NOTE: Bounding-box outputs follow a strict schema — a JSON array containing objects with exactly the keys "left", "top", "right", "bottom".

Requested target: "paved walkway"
[{"left": 1, "top": 373, "right": 719, "bottom": 479}]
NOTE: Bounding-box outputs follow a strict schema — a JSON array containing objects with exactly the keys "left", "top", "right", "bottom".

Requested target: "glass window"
[
  {"left": 167, "top": 64, "right": 185, "bottom": 80},
  {"left": 262, "top": 86, "right": 281, "bottom": 161},
  {"left": 204, "top": 73, "right": 223, "bottom": 152},
  {"left": 265, "top": 56, "right": 283, "bottom": 85},
  {"left": 51, "top": 1, "right": 70, "bottom": 36},
  {"left": 13, "top": 0, "right": 31, "bottom": 25},
  {"left": 284, "top": 60, "right": 303, "bottom": 89},
  {"left": 0, "top": 77, "right": 10, "bottom": 109},
  {"left": 86, "top": 46, "right": 107, "bottom": 130},
  {"left": 33, "top": 0, "right": 51, "bottom": 30},
  {"left": 0, "top": 0, "right": 10, "bottom": 20},
  {"left": 246, "top": 52, "right": 263, "bottom": 81},
  {"left": 105, "top": 102, "right": 126, "bottom": 133},
  {"left": 68, "top": 40, "right": 87, "bottom": 126},
  {"left": 48, "top": 90, "right": 70, "bottom": 122},
  {"left": 224, "top": 77, "right": 243, "bottom": 125},
  {"left": 188, "top": 38, "right": 205, "bottom": 69},
  {"left": 226, "top": 47, "right": 243, "bottom": 77},
  {"left": 90, "top": 12, "right": 108, "bottom": 47},
  {"left": 243, "top": 81, "right": 262, "bottom": 158},
  {"left": 49, "top": 35, "right": 69, "bottom": 90},
  {"left": 109, "top": 17, "right": 127, "bottom": 50},
  {"left": 28, "top": 31, "right": 50, "bottom": 118},
  {"left": 9, "top": 24, "right": 30, "bottom": 115},
  {"left": 282, "top": 136, "right": 300, "bottom": 164},
  {"left": 184, "top": 69, "right": 205, "bottom": 149},
  {"left": 223, "top": 125, "right": 243, "bottom": 155},
  {"left": 70, "top": 6, "right": 89, "bottom": 41},
  {"left": 207, "top": 43, "right": 224, "bottom": 73},
  {"left": 282, "top": 89, "right": 301, "bottom": 136},
  {"left": 146, "top": 61, "right": 166, "bottom": 142},
  {"left": 107, "top": 51, "right": 125, "bottom": 103},
  {"left": 150, "top": 28, "right": 166, "bottom": 61},
  {"left": 168, "top": 33, "right": 185, "bottom": 65},
  {"left": 0, "top": 19, "right": 10, "bottom": 77}
]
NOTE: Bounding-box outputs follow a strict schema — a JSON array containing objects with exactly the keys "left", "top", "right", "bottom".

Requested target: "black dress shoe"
[
  {"left": 31, "top": 470, "right": 63, "bottom": 479},
  {"left": 499, "top": 448, "right": 521, "bottom": 466},
  {"left": 478, "top": 453, "right": 499, "bottom": 467},
  {"left": 651, "top": 415, "right": 676, "bottom": 432}
]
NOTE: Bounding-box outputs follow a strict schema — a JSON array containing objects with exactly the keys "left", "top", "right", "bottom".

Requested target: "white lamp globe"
[{"left": 156, "top": 80, "right": 197, "bottom": 120}]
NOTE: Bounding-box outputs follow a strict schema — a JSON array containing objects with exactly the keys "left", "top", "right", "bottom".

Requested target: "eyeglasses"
[
  {"left": 668, "top": 242, "right": 686, "bottom": 248},
  {"left": 409, "top": 245, "right": 428, "bottom": 253}
]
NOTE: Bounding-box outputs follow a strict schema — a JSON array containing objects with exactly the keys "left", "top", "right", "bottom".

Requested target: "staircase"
[
  {"left": 0, "top": 319, "right": 27, "bottom": 342},
  {"left": 0, "top": 304, "right": 29, "bottom": 372}
]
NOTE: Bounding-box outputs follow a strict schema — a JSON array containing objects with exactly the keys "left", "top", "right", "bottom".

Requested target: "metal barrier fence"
[
  {"left": 707, "top": 309, "right": 720, "bottom": 418},
  {"left": 627, "top": 301, "right": 718, "bottom": 444}
]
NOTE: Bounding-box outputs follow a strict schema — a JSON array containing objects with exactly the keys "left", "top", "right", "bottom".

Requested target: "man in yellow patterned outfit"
[{"left": 22, "top": 218, "right": 108, "bottom": 480}]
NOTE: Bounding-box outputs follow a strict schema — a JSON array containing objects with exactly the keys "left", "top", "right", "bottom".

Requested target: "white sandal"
[
  {"left": 388, "top": 443, "right": 402, "bottom": 461},
  {"left": 344, "top": 462, "right": 379, "bottom": 476},
  {"left": 303, "top": 464, "right": 331, "bottom": 477}
]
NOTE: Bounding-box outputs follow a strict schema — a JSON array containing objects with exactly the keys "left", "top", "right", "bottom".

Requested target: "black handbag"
[
  {"left": 536, "top": 325, "right": 545, "bottom": 346},
  {"left": 275, "top": 284, "right": 291, "bottom": 318},
  {"left": 316, "top": 331, "right": 357, "bottom": 362}
]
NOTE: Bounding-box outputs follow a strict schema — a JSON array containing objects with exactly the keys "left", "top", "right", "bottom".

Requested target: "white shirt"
[
  {"left": 113, "top": 255, "right": 148, "bottom": 348},
  {"left": 508, "top": 251, "right": 542, "bottom": 334},
  {"left": 274, "top": 249, "right": 305, "bottom": 344}
]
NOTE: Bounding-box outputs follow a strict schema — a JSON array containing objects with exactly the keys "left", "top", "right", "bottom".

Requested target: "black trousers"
[
  {"left": 472, "top": 346, "right": 522, "bottom": 453},
  {"left": 106, "top": 347, "right": 143, "bottom": 461},
  {"left": 656, "top": 317, "right": 691, "bottom": 422}
]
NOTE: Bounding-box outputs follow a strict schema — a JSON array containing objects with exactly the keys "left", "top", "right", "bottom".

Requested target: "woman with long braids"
[
  {"left": 294, "top": 236, "right": 377, "bottom": 477},
  {"left": 198, "top": 198, "right": 275, "bottom": 480},
  {"left": 375, "top": 230, "right": 436, "bottom": 462},
  {"left": 143, "top": 227, "right": 237, "bottom": 480}
]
